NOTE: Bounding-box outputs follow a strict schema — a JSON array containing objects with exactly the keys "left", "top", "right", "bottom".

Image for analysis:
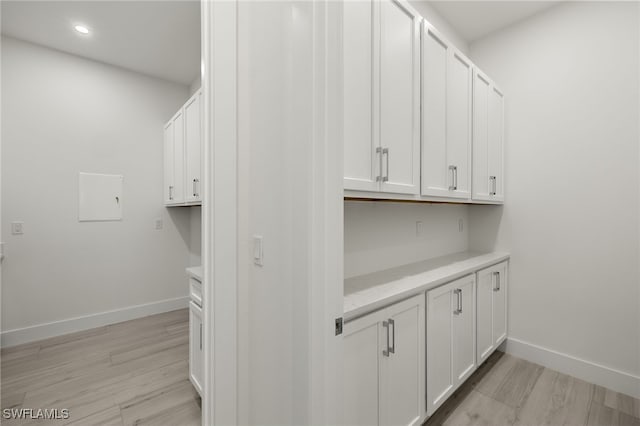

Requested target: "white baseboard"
[
  {"left": 505, "top": 337, "right": 640, "bottom": 399},
  {"left": 1, "top": 296, "right": 190, "bottom": 348}
]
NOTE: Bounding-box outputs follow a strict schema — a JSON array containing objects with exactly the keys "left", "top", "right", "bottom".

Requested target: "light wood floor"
[
  {"left": 425, "top": 350, "right": 640, "bottom": 426},
  {"left": 4, "top": 313, "right": 640, "bottom": 426},
  {"left": 1, "top": 309, "right": 201, "bottom": 426}
]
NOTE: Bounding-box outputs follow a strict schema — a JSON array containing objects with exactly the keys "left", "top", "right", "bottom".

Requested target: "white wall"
[
  {"left": 408, "top": 0, "right": 469, "bottom": 55},
  {"left": 344, "top": 201, "right": 469, "bottom": 278},
  {"left": 1, "top": 37, "right": 193, "bottom": 334},
  {"left": 468, "top": 1, "right": 640, "bottom": 383},
  {"left": 190, "top": 206, "right": 201, "bottom": 266}
]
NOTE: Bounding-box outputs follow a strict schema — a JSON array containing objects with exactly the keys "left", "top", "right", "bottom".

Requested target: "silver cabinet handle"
[
  {"left": 169, "top": 185, "right": 174, "bottom": 200},
  {"left": 382, "top": 148, "right": 389, "bottom": 182},
  {"left": 199, "top": 323, "right": 203, "bottom": 350},
  {"left": 376, "top": 147, "right": 383, "bottom": 182},
  {"left": 193, "top": 179, "right": 200, "bottom": 197},
  {"left": 388, "top": 318, "right": 395, "bottom": 354},
  {"left": 195, "top": 179, "right": 199, "bottom": 197},
  {"left": 382, "top": 320, "right": 390, "bottom": 356},
  {"left": 454, "top": 288, "right": 462, "bottom": 314},
  {"left": 490, "top": 176, "right": 497, "bottom": 195},
  {"left": 449, "top": 165, "right": 457, "bottom": 191},
  {"left": 493, "top": 271, "right": 501, "bottom": 292}
]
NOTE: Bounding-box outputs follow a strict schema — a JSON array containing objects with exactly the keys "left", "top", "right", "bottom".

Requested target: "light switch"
[
  {"left": 416, "top": 221, "right": 423, "bottom": 237},
  {"left": 253, "top": 235, "right": 263, "bottom": 266},
  {"left": 11, "top": 222, "right": 24, "bottom": 235},
  {"left": 154, "top": 218, "right": 163, "bottom": 230}
]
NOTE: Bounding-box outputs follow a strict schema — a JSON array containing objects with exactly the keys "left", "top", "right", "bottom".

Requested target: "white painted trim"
[
  {"left": 504, "top": 337, "right": 640, "bottom": 399},
  {"left": 202, "top": 0, "right": 238, "bottom": 425},
  {"left": 0, "top": 296, "right": 189, "bottom": 348}
]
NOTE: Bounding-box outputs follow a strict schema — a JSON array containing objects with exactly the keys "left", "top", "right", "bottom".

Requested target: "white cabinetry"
[
  {"left": 421, "top": 23, "right": 472, "bottom": 200},
  {"left": 426, "top": 274, "right": 476, "bottom": 416},
  {"left": 164, "top": 89, "right": 202, "bottom": 206},
  {"left": 476, "top": 261, "right": 508, "bottom": 364},
  {"left": 189, "top": 300, "right": 203, "bottom": 396},
  {"left": 343, "top": 294, "right": 425, "bottom": 426},
  {"left": 472, "top": 70, "right": 504, "bottom": 203},
  {"left": 343, "top": 0, "right": 420, "bottom": 195}
]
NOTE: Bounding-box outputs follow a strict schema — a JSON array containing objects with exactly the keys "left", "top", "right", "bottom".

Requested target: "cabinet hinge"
[{"left": 335, "top": 317, "right": 343, "bottom": 336}]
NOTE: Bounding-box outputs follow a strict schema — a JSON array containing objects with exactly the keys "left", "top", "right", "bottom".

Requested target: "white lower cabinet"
[
  {"left": 426, "top": 274, "right": 476, "bottom": 416},
  {"left": 476, "top": 261, "right": 508, "bottom": 364},
  {"left": 189, "top": 300, "right": 203, "bottom": 396},
  {"left": 343, "top": 294, "right": 425, "bottom": 426}
]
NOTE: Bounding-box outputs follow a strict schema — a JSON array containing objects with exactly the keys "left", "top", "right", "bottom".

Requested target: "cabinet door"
[
  {"left": 452, "top": 274, "right": 476, "bottom": 386},
  {"left": 488, "top": 87, "right": 505, "bottom": 201},
  {"left": 473, "top": 70, "right": 504, "bottom": 203},
  {"left": 421, "top": 24, "right": 471, "bottom": 200},
  {"left": 379, "top": 0, "right": 420, "bottom": 195},
  {"left": 446, "top": 50, "right": 472, "bottom": 200},
  {"left": 421, "top": 24, "right": 450, "bottom": 198},
  {"left": 189, "top": 301, "right": 203, "bottom": 396},
  {"left": 472, "top": 70, "right": 490, "bottom": 200},
  {"left": 343, "top": 0, "right": 379, "bottom": 192},
  {"left": 172, "top": 110, "right": 186, "bottom": 203},
  {"left": 492, "top": 262, "right": 508, "bottom": 346},
  {"left": 380, "top": 294, "right": 425, "bottom": 426},
  {"left": 343, "top": 308, "right": 384, "bottom": 426},
  {"left": 476, "top": 266, "right": 495, "bottom": 364},
  {"left": 426, "top": 282, "right": 455, "bottom": 416},
  {"left": 163, "top": 121, "right": 175, "bottom": 204},
  {"left": 185, "top": 91, "right": 202, "bottom": 203}
]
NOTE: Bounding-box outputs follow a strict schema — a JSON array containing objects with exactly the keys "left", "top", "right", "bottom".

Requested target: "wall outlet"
[
  {"left": 11, "top": 222, "right": 24, "bottom": 235},
  {"left": 154, "top": 218, "right": 163, "bottom": 230},
  {"left": 416, "top": 221, "right": 423, "bottom": 237}
]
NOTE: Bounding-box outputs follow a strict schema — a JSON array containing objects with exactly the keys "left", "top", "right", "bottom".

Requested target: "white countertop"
[
  {"left": 186, "top": 266, "right": 203, "bottom": 281},
  {"left": 344, "top": 251, "right": 510, "bottom": 321}
]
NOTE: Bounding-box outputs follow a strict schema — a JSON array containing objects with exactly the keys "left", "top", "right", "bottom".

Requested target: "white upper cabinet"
[
  {"left": 164, "top": 89, "right": 202, "bottom": 207},
  {"left": 472, "top": 70, "right": 505, "bottom": 203},
  {"left": 164, "top": 110, "right": 185, "bottom": 205},
  {"left": 421, "top": 23, "right": 472, "bottom": 200},
  {"left": 343, "top": 0, "right": 420, "bottom": 195},
  {"left": 185, "top": 91, "right": 202, "bottom": 203},
  {"left": 343, "top": 0, "right": 378, "bottom": 192},
  {"left": 379, "top": 0, "right": 421, "bottom": 195}
]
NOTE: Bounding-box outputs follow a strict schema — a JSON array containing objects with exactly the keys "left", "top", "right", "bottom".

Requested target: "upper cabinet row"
[
  {"left": 164, "top": 89, "right": 202, "bottom": 206},
  {"left": 343, "top": 0, "right": 504, "bottom": 204}
]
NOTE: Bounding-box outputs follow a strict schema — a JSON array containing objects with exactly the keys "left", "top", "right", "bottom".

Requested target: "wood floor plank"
[
  {"left": 604, "top": 387, "right": 640, "bottom": 419},
  {"left": 0, "top": 309, "right": 199, "bottom": 426},
  {"left": 483, "top": 357, "right": 544, "bottom": 409},
  {"left": 440, "top": 390, "right": 517, "bottom": 426},
  {"left": 587, "top": 402, "right": 640, "bottom": 426},
  {"left": 475, "top": 353, "right": 519, "bottom": 397},
  {"left": 119, "top": 379, "right": 199, "bottom": 426},
  {"left": 514, "top": 368, "right": 592, "bottom": 425}
]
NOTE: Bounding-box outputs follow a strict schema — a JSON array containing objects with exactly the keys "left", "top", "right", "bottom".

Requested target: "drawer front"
[{"left": 190, "top": 277, "right": 202, "bottom": 307}]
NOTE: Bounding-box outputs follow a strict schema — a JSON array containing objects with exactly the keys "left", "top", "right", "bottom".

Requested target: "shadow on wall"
[
  {"left": 167, "top": 207, "right": 192, "bottom": 248},
  {"left": 469, "top": 204, "right": 504, "bottom": 252}
]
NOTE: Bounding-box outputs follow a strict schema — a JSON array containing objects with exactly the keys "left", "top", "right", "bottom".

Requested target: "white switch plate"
[
  {"left": 458, "top": 218, "right": 464, "bottom": 232},
  {"left": 154, "top": 218, "right": 163, "bottom": 230},
  {"left": 416, "top": 221, "right": 423, "bottom": 237},
  {"left": 253, "top": 235, "right": 264, "bottom": 266},
  {"left": 11, "top": 222, "right": 24, "bottom": 235}
]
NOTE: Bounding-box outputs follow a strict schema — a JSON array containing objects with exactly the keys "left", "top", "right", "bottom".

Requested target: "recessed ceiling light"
[{"left": 74, "top": 25, "right": 90, "bottom": 35}]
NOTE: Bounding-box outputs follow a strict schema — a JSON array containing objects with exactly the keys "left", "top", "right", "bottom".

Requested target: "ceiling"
[
  {"left": 1, "top": 1, "right": 200, "bottom": 86},
  {"left": 429, "top": 1, "right": 560, "bottom": 42}
]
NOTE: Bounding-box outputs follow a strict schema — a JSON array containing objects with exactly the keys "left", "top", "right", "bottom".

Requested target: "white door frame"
[
  {"left": 201, "top": 1, "right": 343, "bottom": 424},
  {"left": 201, "top": 1, "right": 238, "bottom": 425}
]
